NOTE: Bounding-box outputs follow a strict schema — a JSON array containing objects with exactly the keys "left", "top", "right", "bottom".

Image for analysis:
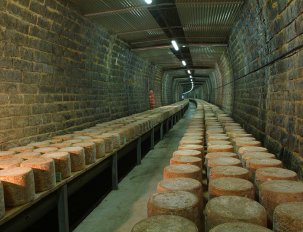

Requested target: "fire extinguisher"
[{"left": 149, "top": 90, "right": 156, "bottom": 109}]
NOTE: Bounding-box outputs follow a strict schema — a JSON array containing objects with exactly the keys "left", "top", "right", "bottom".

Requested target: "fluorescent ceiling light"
[
  {"left": 187, "top": 70, "right": 191, "bottom": 74},
  {"left": 189, "top": 75, "right": 192, "bottom": 78},
  {"left": 145, "top": 0, "right": 152, "bottom": 4},
  {"left": 182, "top": 60, "right": 186, "bottom": 66},
  {"left": 171, "top": 40, "right": 179, "bottom": 51}
]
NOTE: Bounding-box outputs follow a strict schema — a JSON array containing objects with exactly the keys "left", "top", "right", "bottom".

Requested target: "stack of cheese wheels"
[
  {"left": 207, "top": 145, "right": 233, "bottom": 153},
  {"left": 259, "top": 180, "right": 303, "bottom": 222},
  {"left": 241, "top": 152, "right": 275, "bottom": 167},
  {"left": 209, "top": 166, "right": 249, "bottom": 181},
  {"left": 157, "top": 177, "right": 203, "bottom": 209},
  {"left": 273, "top": 202, "right": 303, "bottom": 232},
  {"left": 0, "top": 158, "right": 23, "bottom": 169},
  {"left": 209, "top": 222, "right": 272, "bottom": 232},
  {"left": 205, "top": 196, "right": 267, "bottom": 231},
  {"left": 238, "top": 146, "right": 268, "bottom": 158},
  {"left": 131, "top": 215, "right": 198, "bottom": 232},
  {"left": 207, "top": 157, "right": 241, "bottom": 178},
  {"left": 170, "top": 156, "right": 202, "bottom": 169},
  {"left": 0, "top": 167, "right": 35, "bottom": 207},
  {"left": 15, "top": 151, "right": 41, "bottom": 160},
  {"left": 43, "top": 152, "right": 71, "bottom": 179},
  {"left": 8, "top": 146, "right": 33, "bottom": 153},
  {"left": 246, "top": 159, "right": 282, "bottom": 180},
  {"left": 255, "top": 167, "right": 297, "bottom": 189},
  {"left": 0, "top": 182, "right": 4, "bottom": 219},
  {"left": 0, "top": 151, "right": 15, "bottom": 160},
  {"left": 173, "top": 150, "right": 202, "bottom": 159},
  {"left": 163, "top": 164, "right": 202, "bottom": 183},
  {"left": 72, "top": 142, "right": 96, "bottom": 165},
  {"left": 208, "top": 177, "right": 255, "bottom": 199},
  {"left": 147, "top": 191, "right": 201, "bottom": 230},
  {"left": 59, "top": 147, "right": 86, "bottom": 172},
  {"left": 21, "top": 158, "right": 56, "bottom": 192}
]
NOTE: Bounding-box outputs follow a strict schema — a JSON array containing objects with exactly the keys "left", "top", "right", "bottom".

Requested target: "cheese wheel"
[
  {"left": 0, "top": 151, "right": 16, "bottom": 160},
  {"left": 0, "top": 158, "right": 23, "bottom": 169},
  {"left": 131, "top": 215, "right": 198, "bottom": 232},
  {"left": 63, "top": 139, "right": 83, "bottom": 145},
  {"left": 34, "top": 147, "right": 58, "bottom": 154},
  {"left": 59, "top": 147, "right": 85, "bottom": 172},
  {"left": 205, "top": 196, "right": 267, "bottom": 231},
  {"left": 163, "top": 164, "right": 202, "bottom": 182},
  {"left": 178, "top": 145, "right": 204, "bottom": 154},
  {"left": 208, "top": 177, "right": 255, "bottom": 199},
  {"left": 242, "top": 152, "right": 275, "bottom": 167},
  {"left": 43, "top": 152, "right": 71, "bottom": 179},
  {"left": 48, "top": 143, "right": 72, "bottom": 149},
  {"left": 170, "top": 156, "right": 202, "bottom": 169},
  {"left": 207, "top": 141, "right": 231, "bottom": 146},
  {"left": 96, "top": 136, "right": 113, "bottom": 153},
  {"left": 273, "top": 202, "right": 303, "bottom": 232},
  {"left": 9, "top": 146, "right": 33, "bottom": 153},
  {"left": 53, "top": 134, "right": 74, "bottom": 141},
  {"left": 234, "top": 140, "right": 262, "bottom": 153},
  {"left": 179, "top": 139, "right": 203, "bottom": 146},
  {"left": 0, "top": 167, "right": 35, "bottom": 207},
  {"left": 173, "top": 150, "right": 202, "bottom": 158},
  {"left": 205, "top": 152, "right": 238, "bottom": 166},
  {"left": 73, "top": 136, "right": 92, "bottom": 141},
  {"left": 83, "top": 139, "right": 106, "bottom": 158},
  {"left": 101, "top": 133, "right": 120, "bottom": 149},
  {"left": 207, "top": 157, "right": 241, "bottom": 178},
  {"left": 207, "top": 135, "right": 229, "bottom": 141},
  {"left": 15, "top": 152, "right": 41, "bottom": 160},
  {"left": 72, "top": 142, "right": 96, "bottom": 165},
  {"left": 246, "top": 159, "right": 282, "bottom": 180},
  {"left": 147, "top": 191, "right": 201, "bottom": 229},
  {"left": 255, "top": 167, "right": 297, "bottom": 188},
  {"left": 28, "top": 141, "right": 50, "bottom": 148},
  {"left": 184, "top": 132, "right": 204, "bottom": 137},
  {"left": 238, "top": 146, "right": 268, "bottom": 157},
  {"left": 207, "top": 145, "right": 233, "bottom": 153},
  {"left": 157, "top": 177, "right": 203, "bottom": 209},
  {"left": 210, "top": 222, "right": 272, "bottom": 232},
  {"left": 259, "top": 180, "right": 303, "bottom": 222},
  {"left": 210, "top": 166, "right": 249, "bottom": 180},
  {"left": 21, "top": 158, "right": 56, "bottom": 192},
  {"left": 0, "top": 182, "right": 4, "bottom": 219},
  {"left": 181, "top": 136, "right": 203, "bottom": 141}
]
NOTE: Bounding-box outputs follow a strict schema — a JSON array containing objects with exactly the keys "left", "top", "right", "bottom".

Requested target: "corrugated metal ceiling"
[{"left": 71, "top": 0, "right": 244, "bottom": 82}]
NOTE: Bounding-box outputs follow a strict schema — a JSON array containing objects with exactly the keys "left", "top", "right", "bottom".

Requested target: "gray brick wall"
[
  {"left": 227, "top": 0, "right": 303, "bottom": 177},
  {"left": 0, "top": 0, "right": 162, "bottom": 149}
]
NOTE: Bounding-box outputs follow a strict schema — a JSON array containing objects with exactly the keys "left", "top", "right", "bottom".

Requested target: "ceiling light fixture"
[
  {"left": 145, "top": 0, "right": 152, "bottom": 4},
  {"left": 189, "top": 75, "right": 192, "bottom": 78},
  {"left": 182, "top": 60, "right": 186, "bottom": 66},
  {"left": 171, "top": 40, "right": 179, "bottom": 51},
  {"left": 187, "top": 70, "right": 191, "bottom": 74}
]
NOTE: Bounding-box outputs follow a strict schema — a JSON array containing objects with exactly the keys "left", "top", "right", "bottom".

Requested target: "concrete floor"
[{"left": 74, "top": 103, "right": 196, "bottom": 232}]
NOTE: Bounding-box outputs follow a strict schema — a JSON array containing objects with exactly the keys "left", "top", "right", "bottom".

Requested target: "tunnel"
[{"left": 0, "top": 0, "right": 302, "bottom": 231}]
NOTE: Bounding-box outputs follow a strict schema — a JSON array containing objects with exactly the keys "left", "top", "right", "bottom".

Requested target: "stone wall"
[
  {"left": 0, "top": 0, "right": 162, "bottom": 149},
  {"left": 227, "top": 0, "right": 303, "bottom": 177}
]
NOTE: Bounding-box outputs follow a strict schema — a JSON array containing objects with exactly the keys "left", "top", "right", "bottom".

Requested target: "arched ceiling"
[{"left": 71, "top": 0, "right": 244, "bottom": 86}]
